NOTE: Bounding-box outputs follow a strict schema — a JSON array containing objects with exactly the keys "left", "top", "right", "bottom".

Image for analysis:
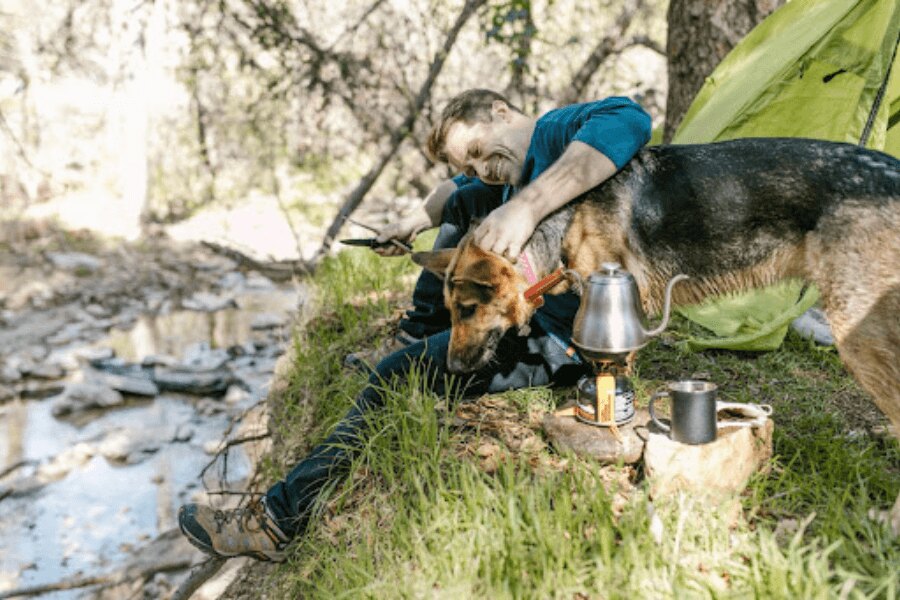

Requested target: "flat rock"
[
  {"left": 52, "top": 381, "right": 125, "bottom": 417},
  {"left": 153, "top": 367, "right": 231, "bottom": 396},
  {"left": 46, "top": 251, "right": 103, "bottom": 273},
  {"left": 16, "top": 380, "right": 66, "bottom": 400},
  {"left": 99, "top": 428, "right": 161, "bottom": 464},
  {"left": 644, "top": 419, "right": 774, "bottom": 499},
  {"left": 250, "top": 313, "right": 286, "bottom": 330},
  {"left": 95, "top": 372, "right": 160, "bottom": 396},
  {"left": 182, "top": 291, "right": 237, "bottom": 312},
  {"left": 0, "top": 364, "right": 22, "bottom": 383},
  {"left": 542, "top": 405, "right": 650, "bottom": 464},
  {"left": 26, "top": 362, "right": 66, "bottom": 380},
  {"left": 0, "top": 384, "right": 15, "bottom": 402}
]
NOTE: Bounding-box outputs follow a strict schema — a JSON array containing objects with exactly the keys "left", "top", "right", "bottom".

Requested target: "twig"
[
  {"left": 200, "top": 241, "right": 311, "bottom": 281},
  {"left": 0, "top": 459, "right": 36, "bottom": 480},
  {"left": 0, "top": 107, "right": 44, "bottom": 176},
  {"left": 0, "top": 558, "right": 192, "bottom": 599},
  {"left": 170, "top": 557, "right": 227, "bottom": 600},
  {"left": 199, "top": 432, "right": 272, "bottom": 485}
]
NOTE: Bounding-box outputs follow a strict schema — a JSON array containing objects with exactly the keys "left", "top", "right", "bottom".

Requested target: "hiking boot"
[
  {"left": 343, "top": 330, "right": 421, "bottom": 372},
  {"left": 178, "top": 498, "right": 290, "bottom": 562}
]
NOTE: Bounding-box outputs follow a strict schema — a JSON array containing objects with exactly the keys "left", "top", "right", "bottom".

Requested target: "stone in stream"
[
  {"left": 87, "top": 358, "right": 161, "bottom": 396},
  {"left": 0, "top": 363, "right": 22, "bottom": 383},
  {"left": 74, "top": 346, "right": 116, "bottom": 363},
  {"left": 98, "top": 372, "right": 160, "bottom": 396},
  {"left": 152, "top": 367, "right": 232, "bottom": 396},
  {"left": 25, "top": 362, "right": 66, "bottom": 380},
  {"left": 46, "top": 322, "right": 88, "bottom": 346},
  {"left": 52, "top": 381, "right": 125, "bottom": 417},
  {"left": 0, "top": 384, "right": 14, "bottom": 402},
  {"left": 180, "top": 342, "right": 230, "bottom": 372},
  {"left": 250, "top": 313, "right": 286, "bottom": 330},
  {"left": 99, "top": 427, "right": 162, "bottom": 464},
  {"left": 181, "top": 291, "right": 238, "bottom": 312},
  {"left": 46, "top": 251, "right": 104, "bottom": 273},
  {"left": 16, "top": 380, "right": 66, "bottom": 400}
]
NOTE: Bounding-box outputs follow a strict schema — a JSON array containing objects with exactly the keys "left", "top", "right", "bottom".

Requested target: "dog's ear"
[{"left": 411, "top": 249, "right": 455, "bottom": 279}]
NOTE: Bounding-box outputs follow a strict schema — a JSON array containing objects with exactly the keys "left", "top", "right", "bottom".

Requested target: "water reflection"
[{"left": 0, "top": 284, "right": 301, "bottom": 596}]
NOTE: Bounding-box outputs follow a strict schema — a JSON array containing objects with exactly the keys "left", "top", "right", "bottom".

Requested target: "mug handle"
[{"left": 648, "top": 391, "right": 671, "bottom": 432}]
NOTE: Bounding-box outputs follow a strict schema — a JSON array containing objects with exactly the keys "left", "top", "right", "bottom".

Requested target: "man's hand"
[
  {"left": 373, "top": 205, "right": 432, "bottom": 256},
  {"left": 472, "top": 199, "right": 538, "bottom": 261}
]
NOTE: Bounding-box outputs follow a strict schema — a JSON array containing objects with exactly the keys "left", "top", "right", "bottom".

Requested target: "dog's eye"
[{"left": 456, "top": 303, "right": 477, "bottom": 319}]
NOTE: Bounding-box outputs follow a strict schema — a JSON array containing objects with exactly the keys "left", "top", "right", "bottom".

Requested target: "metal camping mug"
[{"left": 649, "top": 380, "right": 720, "bottom": 445}]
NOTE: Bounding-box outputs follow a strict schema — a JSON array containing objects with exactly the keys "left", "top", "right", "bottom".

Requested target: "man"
[{"left": 177, "top": 89, "right": 652, "bottom": 561}]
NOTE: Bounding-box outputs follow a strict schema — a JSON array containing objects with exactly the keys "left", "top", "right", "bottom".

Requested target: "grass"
[{"left": 257, "top": 237, "right": 899, "bottom": 599}]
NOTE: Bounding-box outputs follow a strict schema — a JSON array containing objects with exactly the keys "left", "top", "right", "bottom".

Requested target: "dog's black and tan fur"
[{"left": 413, "top": 137, "right": 900, "bottom": 528}]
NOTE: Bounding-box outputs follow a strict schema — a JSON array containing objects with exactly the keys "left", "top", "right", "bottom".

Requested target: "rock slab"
[
  {"left": 643, "top": 419, "right": 774, "bottom": 499},
  {"left": 542, "top": 405, "right": 650, "bottom": 464}
]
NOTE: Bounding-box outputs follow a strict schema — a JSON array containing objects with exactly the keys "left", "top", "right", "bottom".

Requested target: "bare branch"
[
  {"left": 199, "top": 432, "right": 272, "bottom": 485},
  {"left": 557, "top": 0, "right": 647, "bottom": 105},
  {"left": 315, "top": 0, "right": 489, "bottom": 260},
  {"left": 170, "top": 557, "right": 228, "bottom": 600},
  {"left": 0, "top": 557, "right": 192, "bottom": 599}
]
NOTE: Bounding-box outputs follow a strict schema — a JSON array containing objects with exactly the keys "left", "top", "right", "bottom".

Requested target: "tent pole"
[{"left": 860, "top": 31, "right": 900, "bottom": 147}]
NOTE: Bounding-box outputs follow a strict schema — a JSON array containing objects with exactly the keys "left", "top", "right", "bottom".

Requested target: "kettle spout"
[{"left": 643, "top": 274, "right": 690, "bottom": 338}]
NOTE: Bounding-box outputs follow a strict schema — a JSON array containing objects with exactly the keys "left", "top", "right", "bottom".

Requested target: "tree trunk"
[{"left": 663, "top": 0, "right": 784, "bottom": 142}]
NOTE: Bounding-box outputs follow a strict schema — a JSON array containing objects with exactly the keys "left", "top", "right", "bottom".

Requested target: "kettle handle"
[{"left": 644, "top": 274, "right": 690, "bottom": 337}]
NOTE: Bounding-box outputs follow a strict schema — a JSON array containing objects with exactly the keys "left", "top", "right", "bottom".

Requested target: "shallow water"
[{"left": 0, "top": 285, "right": 301, "bottom": 597}]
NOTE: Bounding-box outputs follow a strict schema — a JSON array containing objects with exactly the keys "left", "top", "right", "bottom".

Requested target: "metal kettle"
[{"left": 567, "top": 262, "right": 688, "bottom": 359}]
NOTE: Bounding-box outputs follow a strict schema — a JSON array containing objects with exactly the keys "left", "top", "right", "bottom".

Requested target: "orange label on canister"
[{"left": 596, "top": 373, "right": 615, "bottom": 423}]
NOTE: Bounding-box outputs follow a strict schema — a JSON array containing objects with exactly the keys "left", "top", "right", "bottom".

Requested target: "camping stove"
[{"left": 573, "top": 358, "right": 635, "bottom": 427}]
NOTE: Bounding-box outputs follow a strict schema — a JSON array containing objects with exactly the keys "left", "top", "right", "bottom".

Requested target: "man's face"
[{"left": 442, "top": 102, "right": 529, "bottom": 186}]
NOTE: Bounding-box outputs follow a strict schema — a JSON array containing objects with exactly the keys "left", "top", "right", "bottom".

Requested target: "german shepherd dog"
[{"left": 412, "top": 137, "right": 900, "bottom": 530}]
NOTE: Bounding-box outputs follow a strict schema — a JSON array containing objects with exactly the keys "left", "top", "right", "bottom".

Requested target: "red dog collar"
[{"left": 519, "top": 252, "right": 566, "bottom": 307}]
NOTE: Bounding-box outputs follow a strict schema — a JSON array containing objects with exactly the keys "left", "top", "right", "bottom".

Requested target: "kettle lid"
[{"left": 587, "top": 262, "right": 632, "bottom": 283}]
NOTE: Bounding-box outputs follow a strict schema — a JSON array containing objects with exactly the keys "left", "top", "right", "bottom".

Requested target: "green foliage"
[{"left": 483, "top": 0, "right": 538, "bottom": 76}]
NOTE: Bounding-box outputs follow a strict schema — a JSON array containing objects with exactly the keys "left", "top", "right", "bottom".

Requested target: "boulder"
[{"left": 643, "top": 419, "right": 774, "bottom": 499}]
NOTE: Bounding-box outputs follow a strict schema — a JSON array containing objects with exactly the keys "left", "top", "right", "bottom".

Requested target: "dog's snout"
[{"left": 446, "top": 356, "right": 468, "bottom": 373}]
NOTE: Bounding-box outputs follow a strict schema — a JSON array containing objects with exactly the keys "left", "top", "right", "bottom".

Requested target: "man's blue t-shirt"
[{"left": 453, "top": 97, "right": 651, "bottom": 364}]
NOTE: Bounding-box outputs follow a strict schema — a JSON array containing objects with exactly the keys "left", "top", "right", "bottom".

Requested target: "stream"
[{"left": 0, "top": 262, "right": 305, "bottom": 597}]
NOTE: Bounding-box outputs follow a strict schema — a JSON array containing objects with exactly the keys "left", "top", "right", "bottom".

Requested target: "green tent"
[{"left": 671, "top": 0, "right": 900, "bottom": 351}]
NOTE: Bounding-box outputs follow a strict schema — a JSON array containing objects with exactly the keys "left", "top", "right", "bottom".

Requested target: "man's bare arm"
[{"left": 473, "top": 141, "right": 617, "bottom": 258}]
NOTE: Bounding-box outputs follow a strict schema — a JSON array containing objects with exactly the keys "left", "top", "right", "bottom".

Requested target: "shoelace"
[{"left": 213, "top": 501, "right": 267, "bottom": 535}]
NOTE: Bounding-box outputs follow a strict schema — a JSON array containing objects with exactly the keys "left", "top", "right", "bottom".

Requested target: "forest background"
[{"left": 0, "top": 0, "right": 780, "bottom": 259}]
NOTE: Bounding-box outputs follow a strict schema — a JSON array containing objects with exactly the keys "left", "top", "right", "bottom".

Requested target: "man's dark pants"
[
  {"left": 264, "top": 182, "right": 587, "bottom": 537},
  {"left": 264, "top": 325, "right": 588, "bottom": 537},
  {"left": 397, "top": 181, "right": 504, "bottom": 340}
]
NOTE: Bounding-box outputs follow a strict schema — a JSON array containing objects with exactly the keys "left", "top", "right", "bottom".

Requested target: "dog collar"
[{"left": 519, "top": 251, "right": 566, "bottom": 307}]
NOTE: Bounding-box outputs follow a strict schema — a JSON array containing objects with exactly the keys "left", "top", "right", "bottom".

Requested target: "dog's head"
[{"left": 412, "top": 235, "right": 538, "bottom": 373}]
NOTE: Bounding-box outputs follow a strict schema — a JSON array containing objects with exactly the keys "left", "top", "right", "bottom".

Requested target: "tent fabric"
[
  {"left": 670, "top": 0, "right": 899, "bottom": 351},
  {"left": 677, "top": 281, "right": 819, "bottom": 352},
  {"left": 675, "top": 0, "right": 900, "bottom": 151}
]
